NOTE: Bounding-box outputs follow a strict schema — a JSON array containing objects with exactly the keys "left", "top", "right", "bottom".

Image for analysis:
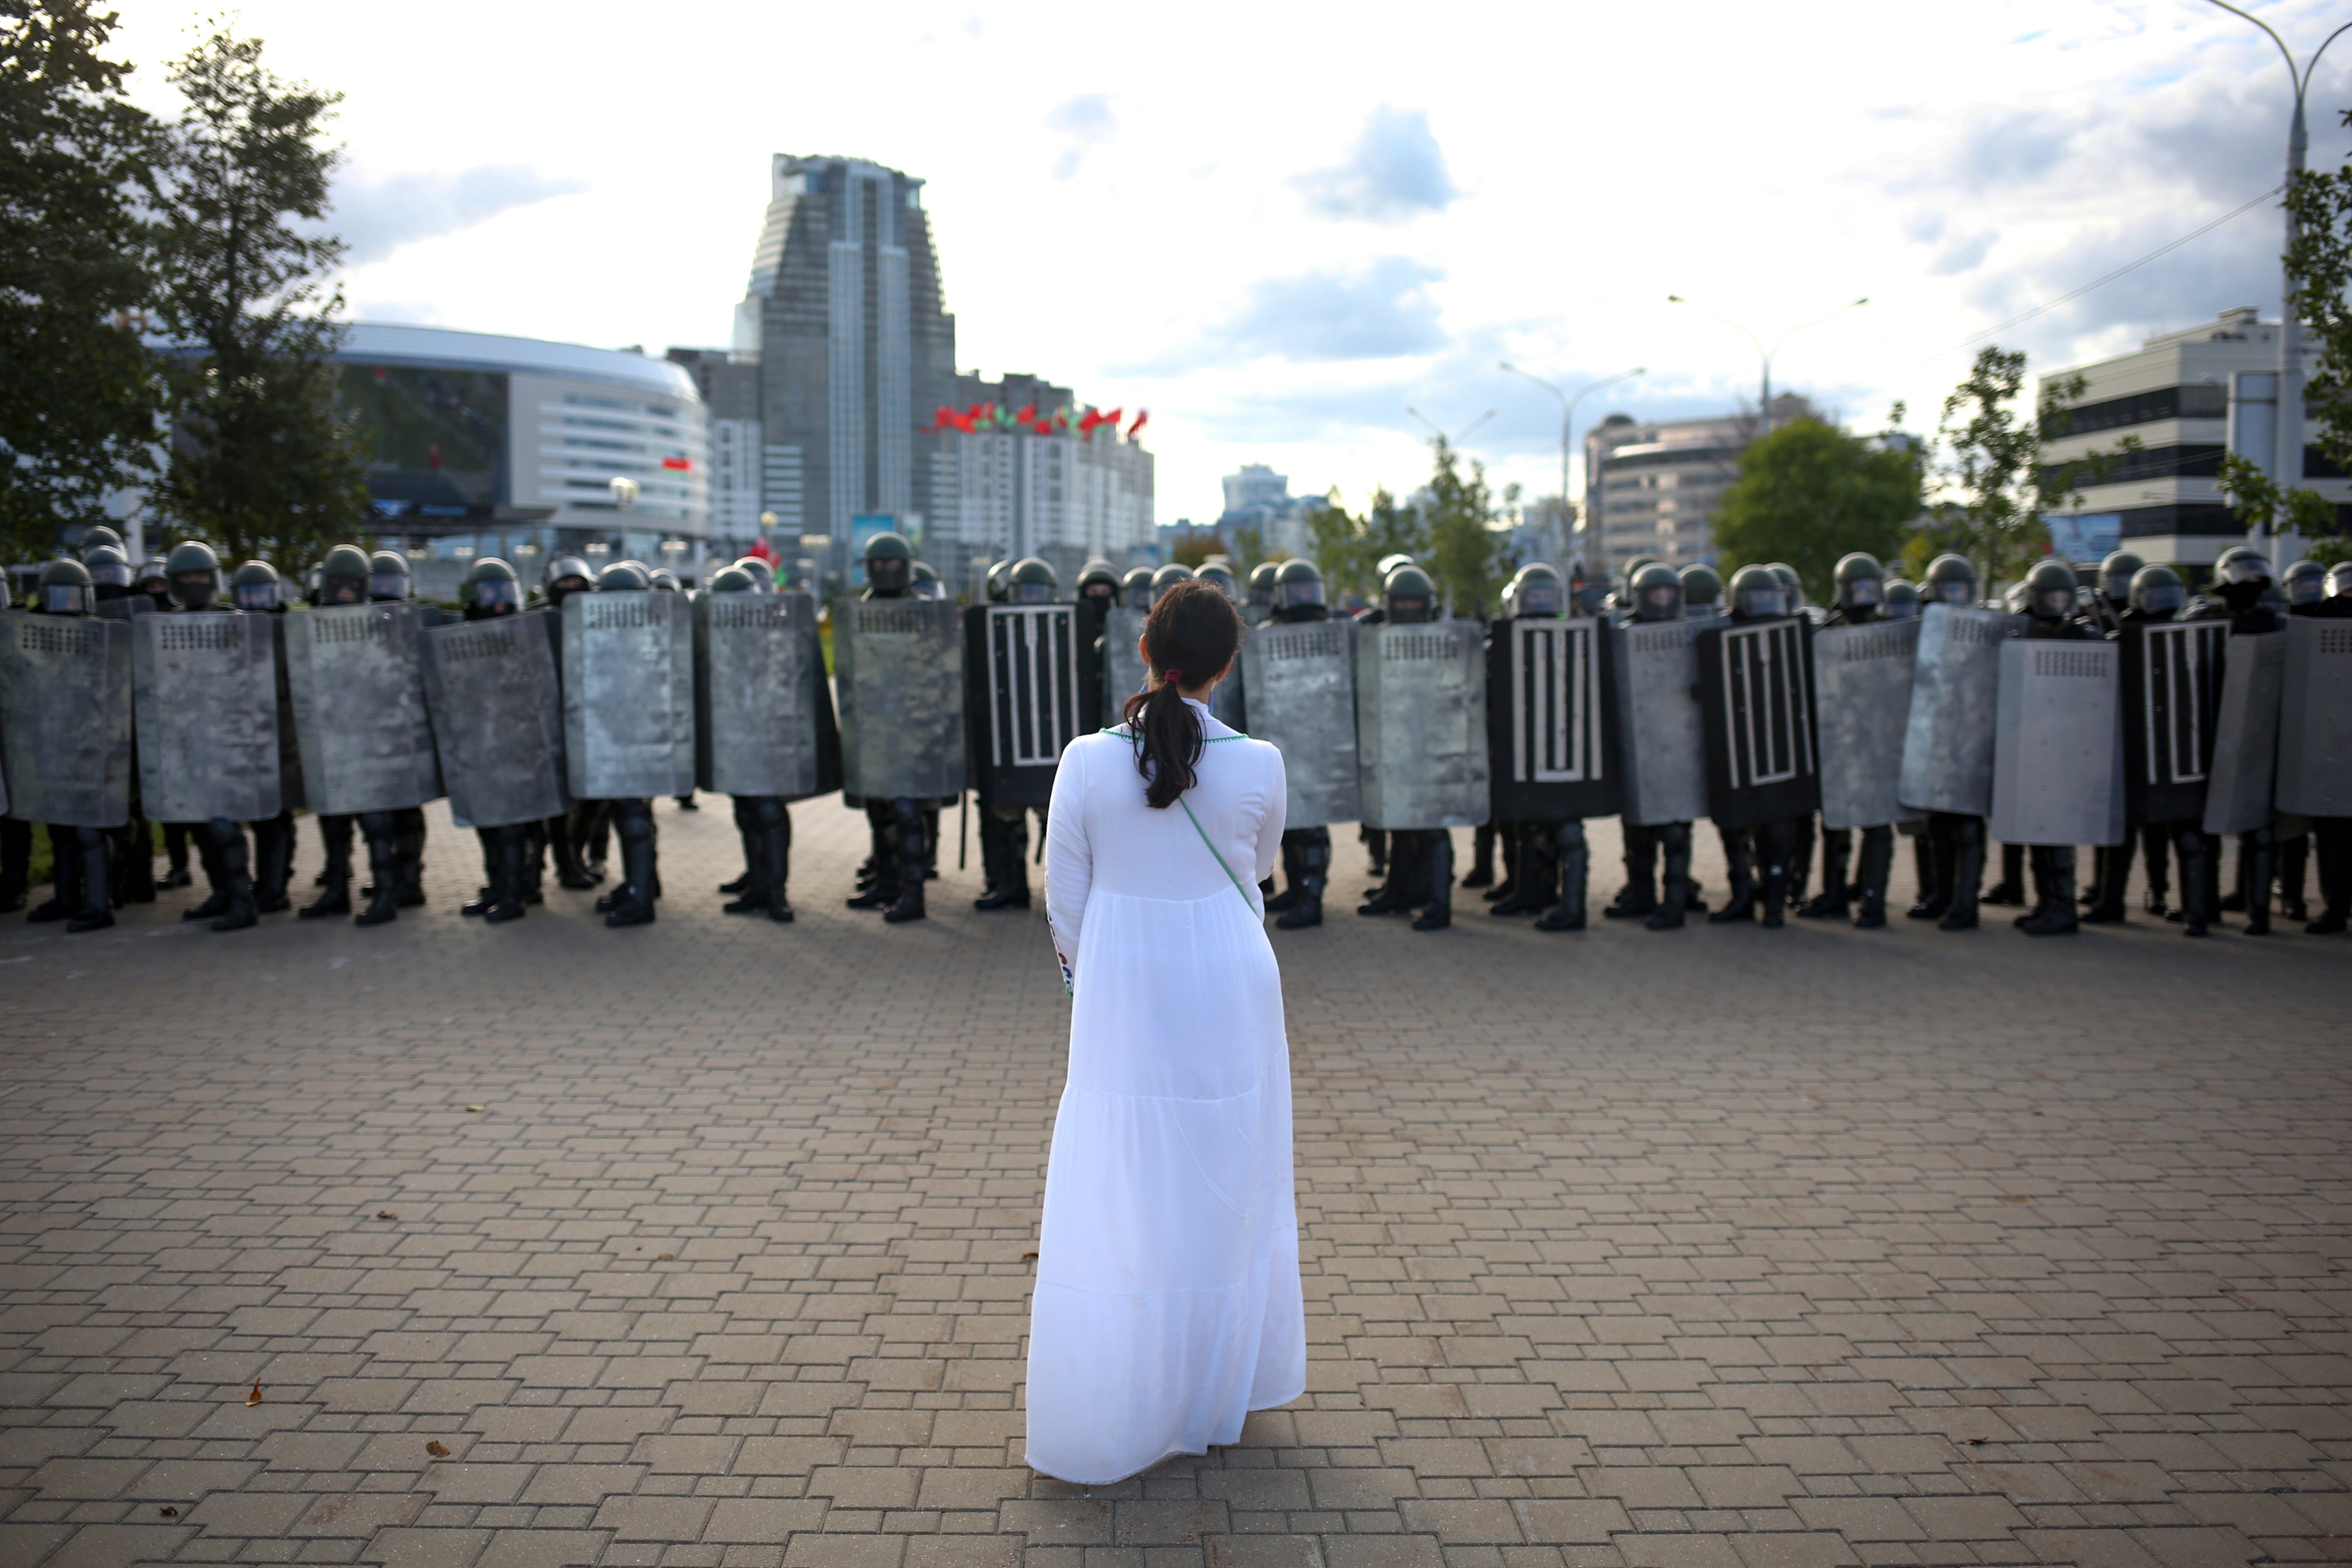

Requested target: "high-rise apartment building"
[
  {"left": 666, "top": 349, "right": 763, "bottom": 548},
  {"left": 1584, "top": 394, "right": 1812, "bottom": 575},
  {"left": 733, "top": 155, "right": 958, "bottom": 577},
  {"left": 933, "top": 371, "right": 1156, "bottom": 594},
  {"left": 1214, "top": 463, "right": 1324, "bottom": 558}
]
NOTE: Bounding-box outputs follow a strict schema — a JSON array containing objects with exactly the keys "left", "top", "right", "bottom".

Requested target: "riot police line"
[{"left": 2, "top": 525, "right": 2347, "bottom": 942}]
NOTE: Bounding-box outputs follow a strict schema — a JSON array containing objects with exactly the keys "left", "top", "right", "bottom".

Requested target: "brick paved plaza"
[{"left": 2, "top": 798, "right": 2346, "bottom": 1568}]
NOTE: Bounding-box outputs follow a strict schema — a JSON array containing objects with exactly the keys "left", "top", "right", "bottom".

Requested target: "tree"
[
  {"left": 1419, "top": 437, "right": 1515, "bottom": 617},
  {"left": 1930, "top": 347, "right": 2118, "bottom": 586},
  {"left": 1169, "top": 530, "right": 1226, "bottom": 568},
  {"left": 2287, "top": 106, "right": 2352, "bottom": 474},
  {"left": 2218, "top": 453, "right": 2344, "bottom": 564},
  {"left": 149, "top": 27, "right": 367, "bottom": 566},
  {"left": 0, "top": 1, "right": 165, "bottom": 563},
  {"left": 1305, "top": 485, "right": 1425, "bottom": 607},
  {"left": 1711, "top": 412, "right": 1924, "bottom": 592}
]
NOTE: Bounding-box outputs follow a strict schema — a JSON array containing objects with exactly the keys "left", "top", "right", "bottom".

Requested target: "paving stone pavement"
[{"left": 1, "top": 796, "right": 2346, "bottom": 1568}]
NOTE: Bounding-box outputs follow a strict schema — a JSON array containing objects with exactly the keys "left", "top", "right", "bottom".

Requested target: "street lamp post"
[
  {"left": 1497, "top": 363, "right": 1645, "bottom": 578},
  {"left": 2203, "top": 1, "right": 2351, "bottom": 568},
  {"left": 1666, "top": 295, "right": 1868, "bottom": 435},
  {"left": 1405, "top": 406, "right": 1499, "bottom": 446}
]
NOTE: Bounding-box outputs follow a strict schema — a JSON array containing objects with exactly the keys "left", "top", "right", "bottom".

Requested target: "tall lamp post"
[
  {"left": 1405, "top": 406, "right": 1498, "bottom": 445},
  {"left": 2203, "top": 0, "right": 2351, "bottom": 568},
  {"left": 1497, "top": 363, "right": 1644, "bottom": 577},
  {"left": 1665, "top": 295, "right": 1868, "bottom": 435}
]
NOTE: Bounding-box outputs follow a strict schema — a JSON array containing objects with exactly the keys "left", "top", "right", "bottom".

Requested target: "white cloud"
[
  {"left": 1293, "top": 106, "right": 1458, "bottom": 224},
  {"left": 332, "top": 164, "right": 587, "bottom": 266},
  {"left": 1045, "top": 94, "right": 1117, "bottom": 180}
]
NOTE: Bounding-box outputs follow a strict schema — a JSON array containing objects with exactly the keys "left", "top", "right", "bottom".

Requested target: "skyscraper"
[{"left": 734, "top": 155, "right": 957, "bottom": 577}]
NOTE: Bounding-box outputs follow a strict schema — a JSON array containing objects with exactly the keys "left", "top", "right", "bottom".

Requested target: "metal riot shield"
[
  {"left": 1100, "top": 606, "right": 1148, "bottom": 728},
  {"left": 1242, "top": 616, "right": 1360, "bottom": 828},
  {"left": 562, "top": 589, "right": 695, "bottom": 800},
  {"left": 0, "top": 612, "right": 132, "bottom": 828},
  {"left": 131, "top": 611, "right": 282, "bottom": 824},
  {"left": 1698, "top": 617, "right": 1819, "bottom": 830},
  {"left": 834, "top": 596, "right": 965, "bottom": 800},
  {"left": 421, "top": 615, "right": 568, "bottom": 829},
  {"left": 2276, "top": 616, "right": 2352, "bottom": 817},
  {"left": 967, "top": 603, "right": 1086, "bottom": 808},
  {"left": 1610, "top": 617, "right": 1708, "bottom": 826},
  {"left": 695, "top": 590, "right": 838, "bottom": 800},
  {"left": 283, "top": 603, "right": 441, "bottom": 815},
  {"left": 1989, "top": 638, "right": 2125, "bottom": 847},
  {"left": 2201, "top": 628, "right": 2285, "bottom": 837},
  {"left": 267, "top": 616, "right": 307, "bottom": 813},
  {"left": 1813, "top": 617, "right": 1917, "bottom": 831},
  {"left": 1486, "top": 616, "right": 1617, "bottom": 821},
  {"left": 1210, "top": 634, "right": 1247, "bottom": 733},
  {"left": 2119, "top": 619, "right": 2224, "bottom": 826},
  {"left": 1354, "top": 619, "right": 1487, "bottom": 830},
  {"left": 1897, "top": 603, "right": 2014, "bottom": 816}
]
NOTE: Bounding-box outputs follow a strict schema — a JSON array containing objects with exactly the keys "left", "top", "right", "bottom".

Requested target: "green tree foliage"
[
  {"left": 150, "top": 27, "right": 366, "bottom": 568},
  {"left": 1928, "top": 347, "right": 2116, "bottom": 586},
  {"left": 1711, "top": 412, "right": 1924, "bottom": 591},
  {"left": 1419, "top": 437, "right": 1515, "bottom": 617},
  {"left": 1305, "top": 486, "right": 1425, "bottom": 606},
  {"left": 2286, "top": 106, "right": 2352, "bottom": 473},
  {"left": 1169, "top": 531, "right": 1226, "bottom": 568},
  {"left": 0, "top": 1, "right": 164, "bottom": 563},
  {"left": 2218, "top": 452, "right": 2340, "bottom": 550}
]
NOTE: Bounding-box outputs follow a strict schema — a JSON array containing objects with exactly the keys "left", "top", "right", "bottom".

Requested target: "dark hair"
[{"left": 1122, "top": 579, "right": 1244, "bottom": 809}]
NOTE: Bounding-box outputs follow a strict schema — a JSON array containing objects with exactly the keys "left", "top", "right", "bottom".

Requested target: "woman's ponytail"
[{"left": 1122, "top": 579, "right": 1243, "bottom": 809}]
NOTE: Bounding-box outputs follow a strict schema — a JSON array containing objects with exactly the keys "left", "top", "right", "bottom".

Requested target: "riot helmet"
[
  {"left": 1196, "top": 559, "right": 1239, "bottom": 601},
  {"left": 984, "top": 559, "right": 1011, "bottom": 603},
  {"left": 1623, "top": 555, "right": 1662, "bottom": 584},
  {"left": 2025, "top": 558, "right": 2076, "bottom": 620},
  {"left": 368, "top": 549, "right": 412, "bottom": 602},
  {"left": 1832, "top": 551, "right": 1884, "bottom": 610},
  {"left": 2328, "top": 561, "right": 2352, "bottom": 601},
  {"left": 1246, "top": 561, "right": 1277, "bottom": 608},
  {"left": 134, "top": 557, "right": 170, "bottom": 605},
  {"left": 911, "top": 561, "right": 945, "bottom": 600},
  {"left": 1375, "top": 552, "right": 1417, "bottom": 584},
  {"left": 34, "top": 557, "right": 95, "bottom": 616},
  {"left": 1149, "top": 563, "right": 1196, "bottom": 604},
  {"left": 1631, "top": 561, "right": 1684, "bottom": 621},
  {"left": 2129, "top": 564, "right": 2186, "bottom": 618},
  {"left": 1274, "top": 557, "right": 1325, "bottom": 611},
  {"left": 1924, "top": 553, "right": 1978, "bottom": 606},
  {"left": 1007, "top": 557, "right": 1059, "bottom": 604},
  {"left": 461, "top": 557, "right": 521, "bottom": 617},
  {"left": 1120, "top": 566, "right": 1154, "bottom": 608},
  {"left": 731, "top": 555, "right": 775, "bottom": 590},
  {"left": 2213, "top": 546, "right": 2274, "bottom": 613},
  {"left": 2099, "top": 548, "right": 2145, "bottom": 607},
  {"left": 1767, "top": 561, "right": 1805, "bottom": 612},
  {"left": 316, "top": 544, "right": 370, "bottom": 606},
  {"left": 165, "top": 540, "right": 223, "bottom": 609},
  {"left": 708, "top": 564, "right": 757, "bottom": 594},
  {"left": 862, "top": 532, "right": 914, "bottom": 595},
  {"left": 596, "top": 560, "right": 651, "bottom": 592},
  {"left": 1514, "top": 562, "right": 1564, "bottom": 619},
  {"left": 77, "top": 524, "right": 125, "bottom": 560},
  {"left": 649, "top": 567, "right": 680, "bottom": 592},
  {"left": 82, "top": 543, "right": 132, "bottom": 596},
  {"left": 1882, "top": 578, "right": 1921, "bottom": 619},
  {"left": 544, "top": 551, "right": 594, "bottom": 605},
  {"left": 231, "top": 559, "right": 283, "bottom": 612},
  {"left": 1078, "top": 559, "right": 1122, "bottom": 604},
  {"left": 2283, "top": 558, "right": 2325, "bottom": 606},
  {"left": 1729, "top": 564, "right": 1784, "bottom": 620},
  {"left": 1679, "top": 561, "right": 1723, "bottom": 615},
  {"left": 1384, "top": 564, "right": 1435, "bottom": 624}
]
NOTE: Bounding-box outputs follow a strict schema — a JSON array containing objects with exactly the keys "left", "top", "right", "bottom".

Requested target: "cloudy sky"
[{"left": 110, "top": 0, "right": 2352, "bottom": 528}]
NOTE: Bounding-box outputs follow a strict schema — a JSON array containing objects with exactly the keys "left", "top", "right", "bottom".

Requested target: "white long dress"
[{"left": 1026, "top": 698, "right": 1305, "bottom": 1484}]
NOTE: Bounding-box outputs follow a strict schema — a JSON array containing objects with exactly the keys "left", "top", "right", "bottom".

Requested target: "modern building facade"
[
  {"left": 2039, "top": 307, "right": 2351, "bottom": 568},
  {"left": 1583, "top": 394, "right": 1811, "bottom": 575},
  {"left": 665, "top": 349, "right": 763, "bottom": 549},
  {"left": 930, "top": 372, "right": 1156, "bottom": 594},
  {"left": 1214, "top": 463, "right": 1325, "bottom": 558},
  {"left": 732, "top": 154, "right": 958, "bottom": 580}
]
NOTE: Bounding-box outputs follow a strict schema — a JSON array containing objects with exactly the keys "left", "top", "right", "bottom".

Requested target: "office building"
[
  {"left": 2039, "top": 307, "right": 2351, "bottom": 568},
  {"left": 931, "top": 371, "right": 1156, "bottom": 593},
  {"left": 1214, "top": 463, "right": 1326, "bottom": 558},
  {"left": 1584, "top": 394, "right": 1811, "bottom": 574},
  {"left": 666, "top": 349, "right": 763, "bottom": 550}
]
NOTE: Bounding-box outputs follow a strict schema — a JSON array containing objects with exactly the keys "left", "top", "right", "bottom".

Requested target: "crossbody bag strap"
[{"left": 1178, "top": 795, "right": 1257, "bottom": 912}]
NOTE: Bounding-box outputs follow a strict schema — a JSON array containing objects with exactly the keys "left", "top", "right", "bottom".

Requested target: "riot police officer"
[
  {"left": 1261, "top": 559, "right": 1339, "bottom": 929},
  {"left": 155, "top": 541, "right": 263, "bottom": 931},
  {"left": 2293, "top": 563, "right": 2352, "bottom": 932},
  {"left": 82, "top": 543, "right": 134, "bottom": 606},
  {"left": 1354, "top": 555, "right": 1415, "bottom": 880},
  {"left": 1909, "top": 552, "right": 1991, "bottom": 930},
  {"left": 1882, "top": 578, "right": 1920, "bottom": 619},
  {"left": 2094, "top": 548, "right": 2144, "bottom": 631},
  {"left": 2011, "top": 558, "right": 2100, "bottom": 936},
  {"left": 531, "top": 552, "right": 603, "bottom": 891},
  {"left": 227, "top": 560, "right": 301, "bottom": 916},
  {"left": 1245, "top": 561, "right": 1278, "bottom": 625},
  {"left": 452, "top": 557, "right": 536, "bottom": 922},
  {"left": 1197, "top": 558, "right": 1239, "bottom": 602},
  {"left": 2084, "top": 563, "right": 2187, "bottom": 923},
  {"left": 2192, "top": 548, "right": 2287, "bottom": 934},
  {"left": 971, "top": 557, "right": 1062, "bottom": 912},
  {"left": 1706, "top": 565, "right": 1803, "bottom": 928},
  {"left": 845, "top": 532, "right": 939, "bottom": 924},
  {"left": 699, "top": 566, "right": 800, "bottom": 923},
  {"left": 1802, "top": 552, "right": 1896, "bottom": 925},
  {"left": 1600, "top": 561, "right": 1703, "bottom": 929},
  {"left": 2270, "top": 559, "right": 2328, "bottom": 920},
  {"left": 22, "top": 561, "right": 115, "bottom": 931},
  {"left": 1356, "top": 566, "right": 1456, "bottom": 931},
  {"left": 1678, "top": 561, "right": 1722, "bottom": 617},
  {"left": 1481, "top": 564, "right": 1594, "bottom": 932},
  {"left": 1119, "top": 566, "right": 1153, "bottom": 608},
  {"left": 911, "top": 561, "right": 946, "bottom": 600},
  {"left": 564, "top": 559, "right": 666, "bottom": 927},
  {"left": 1076, "top": 558, "right": 1120, "bottom": 628},
  {"left": 296, "top": 546, "right": 373, "bottom": 917}
]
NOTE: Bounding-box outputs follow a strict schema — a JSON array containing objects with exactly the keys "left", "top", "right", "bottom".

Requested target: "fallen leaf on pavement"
[
  {"left": 1964, "top": 1437, "right": 1987, "bottom": 1445},
  {"left": 246, "top": 1383, "right": 262, "bottom": 1406},
  {"left": 656, "top": 1254, "right": 675, "bottom": 1262},
  {"left": 425, "top": 1440, "right": 450, "bottom": 1458},
  {"left": 465, "top": 1105, "right": 484, "bottom": 1113},
  {"left": 376, "top": 1211, "right": 396, "bottom": 1220},
  {"left": 160, "top": 1505, "right": 177, "bottom": 1517},
  {"left": 1022, "top": 1251, "right": 1039, "bottom": 1262}
]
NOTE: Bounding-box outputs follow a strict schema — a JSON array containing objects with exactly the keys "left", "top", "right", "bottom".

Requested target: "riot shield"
[
  {"left": 283, "top": 603, "right": 441, "bottom": 815},
  {"left": 0, "top": 612, "right": 132, "bottom": 829},
  {"left": 1813, "top": 617, "right": 1917, "bottom": 831},
  {"left": 1698, "top": 617, "right": 1818, "bottom": 830},
  {"left": 562, "top": 589, "right": 695, "bottom": 801},
  {"left": 2119, "top": 619, "right": 2224, "bottom": 826},
  {"left": 2201, "top": 628, "right": 2285, "bottom": 837},
  {"left": 1486, "top": 616, "right": 1616, "bottom": 821},
  {"left": 967, "top": 603, "right": 1086, "bottom": 809},
  {"left": 834, "top": 596, "right": 965, "bottom": 800},
  {"left": 2276, "top": 615, "right": 2352, "bottom": 817},
  {"left": 1354, "top": 619, "right": 1487, "bottom": 830},
  {"left": 1241, "top": 616, "right": 1360, "bottom": 828},
  {"left": 421, "top": 615, "right": 568, "bottom": 830},
  {"left": 695, "top": 589, "right": 837, "bottom": 800},
  {"left": 1610, "top": 617, "right": 1708, "bottom": 827},
  {"left": 1897, "top": 603, "right": 2013, "bottom": 816},
  {"left": 267, "top": 616, "right": 307, "bottom": 813},
  {"left": 1210, "top": 636, "right": 1247, "bottom": 734},
  {"left": 1101, "top": 606, "right": 1148, "bottom": 727},
  {"left": 1989, "top": 638, "right": 2124, "bottom": 847},
  {"left": 131, "top": 611, "right": 282, "bottom": 824}
]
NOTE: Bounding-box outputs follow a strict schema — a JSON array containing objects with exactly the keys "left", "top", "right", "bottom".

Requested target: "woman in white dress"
[{"left": 1027, "top": 580, "right": 1306, "bottom": 1485}]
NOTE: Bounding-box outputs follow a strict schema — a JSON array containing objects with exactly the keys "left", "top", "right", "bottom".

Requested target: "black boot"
[
  {"left": 355, "top": 813, "right": 402, "bottom": 926},
  {"left": 2082, "top": 834, "right": 2131, "bottom": 923},
  {"left": 2140, "top": 823, "right": 2172, "bottom": 918},
  {"left": 1852, "top": 826, "right": 1893, "bottom": 929},
  {"left": 2278, "top": 832, "right": 2309, "bottom": 922},
  {"left": 463, "top": 829, "right": 499, "bottom": 916},
  {"left": 1800, "top": 827, "right": 1850, "bottom": 919},
  {"left": 1758, "top": 820, "right": 1792, "bottom": 929},
  {"left": 974, "top": 810, "right": 1031, "bottom": 910},
  {"left": 1605, "top": 825, "right": 1659, "bottom": 919},
  {"left": 884, "top": 801, "right": 928, "bottom": 923},
  {"left": 2172, "top": 824, "right": 2212, "bottom": 936},
  {"left": 720, "top": 796, "right": 756, "bottom": 895},
  {"left": 1983, "top": 842, "right": 2025, "bottom": 905},
  {"left": 1362, "top": 826, "right": 1388, "bottom": 880},
  {"left": 484, "top": 826, "right": 529, "bottom": 924},
  {"left": 1708, "top": 826, "right": 1757, "bottom": 922},
  {"left": 160, "top": 820, "right": 192, "bottom": 889},
  {"left": 251, "top": 812, "right": 295, "bottom": 915},
  {"left": 113, "top": 818, "right": 153, "bottom": 905},
  {"left": 1492, "top": 826, "right": 1552, "bottom": 916},
  {"left": 576, "top": 800, "right": 611, "bottom": 885},
  {"left": 849, "top": 802, "right": 900, "bottom": 909},
  {"left": 1908, "top": 821, "right": 1949, "bottom": 919},
  {"left": 1463, "top": 822, "right": 1496, "bottom": 889},
  {"left": 1275, "top": 830, "right": 1328, "bottom": 930},
  {"left": 29, "top": 824, "right": 82, "bottom": 923},
  {"left": 395, "top": 808, "right": 428, "bottom": 907},
  {"left": 724, "top": 795, "right": 776, "bottom": 915},
  {"left": 1537, "top": 820, "right": 1590, "bottom": 932},
  {"left": 1938, "top": 816, "right": 1984, "bottom": 931},
  {"left": 2241, "top": 827, "right": 2274, "bottom": 936},
  {"left": 1265, "top": 836, "right": 1306, "bottom": 914},
  {"left": 1411, "top": 832, "right": 1454, "bottom": 931},
  {"left": 67, "top": 826, "right": 114, "bottom": 933},
  {"left": 762, "top": 803, "right": 795, "bottom": 923},
  {"left": 2020, "top": 846, "right": 2080, "bottom": 935},
  {"left": 181, "top": 826, "right": 229, "bottom": 921},
  {"left": 604, "top": 800, "right": 659, "bottom": 927},
  {"left": 302, "top": 813, "right": 353, "bottom": 918},
  {"left": 549, "top": 812, "right": 599, "bottom": 889},
  {"left": 0, "top": 817, "right": 31, "bottom": 912},
  {"left": 1357, "top": 832, "right": 1415, "bottom": 915},
  {"left": 1787, "top": 815, "right": 1816, "bottom": 913},
  {"left": 1646, "top": 824, "right": 1692, "bottom": 931},
  {"left": 206, "top": 820, "right": 257, "bottom": 932}
]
